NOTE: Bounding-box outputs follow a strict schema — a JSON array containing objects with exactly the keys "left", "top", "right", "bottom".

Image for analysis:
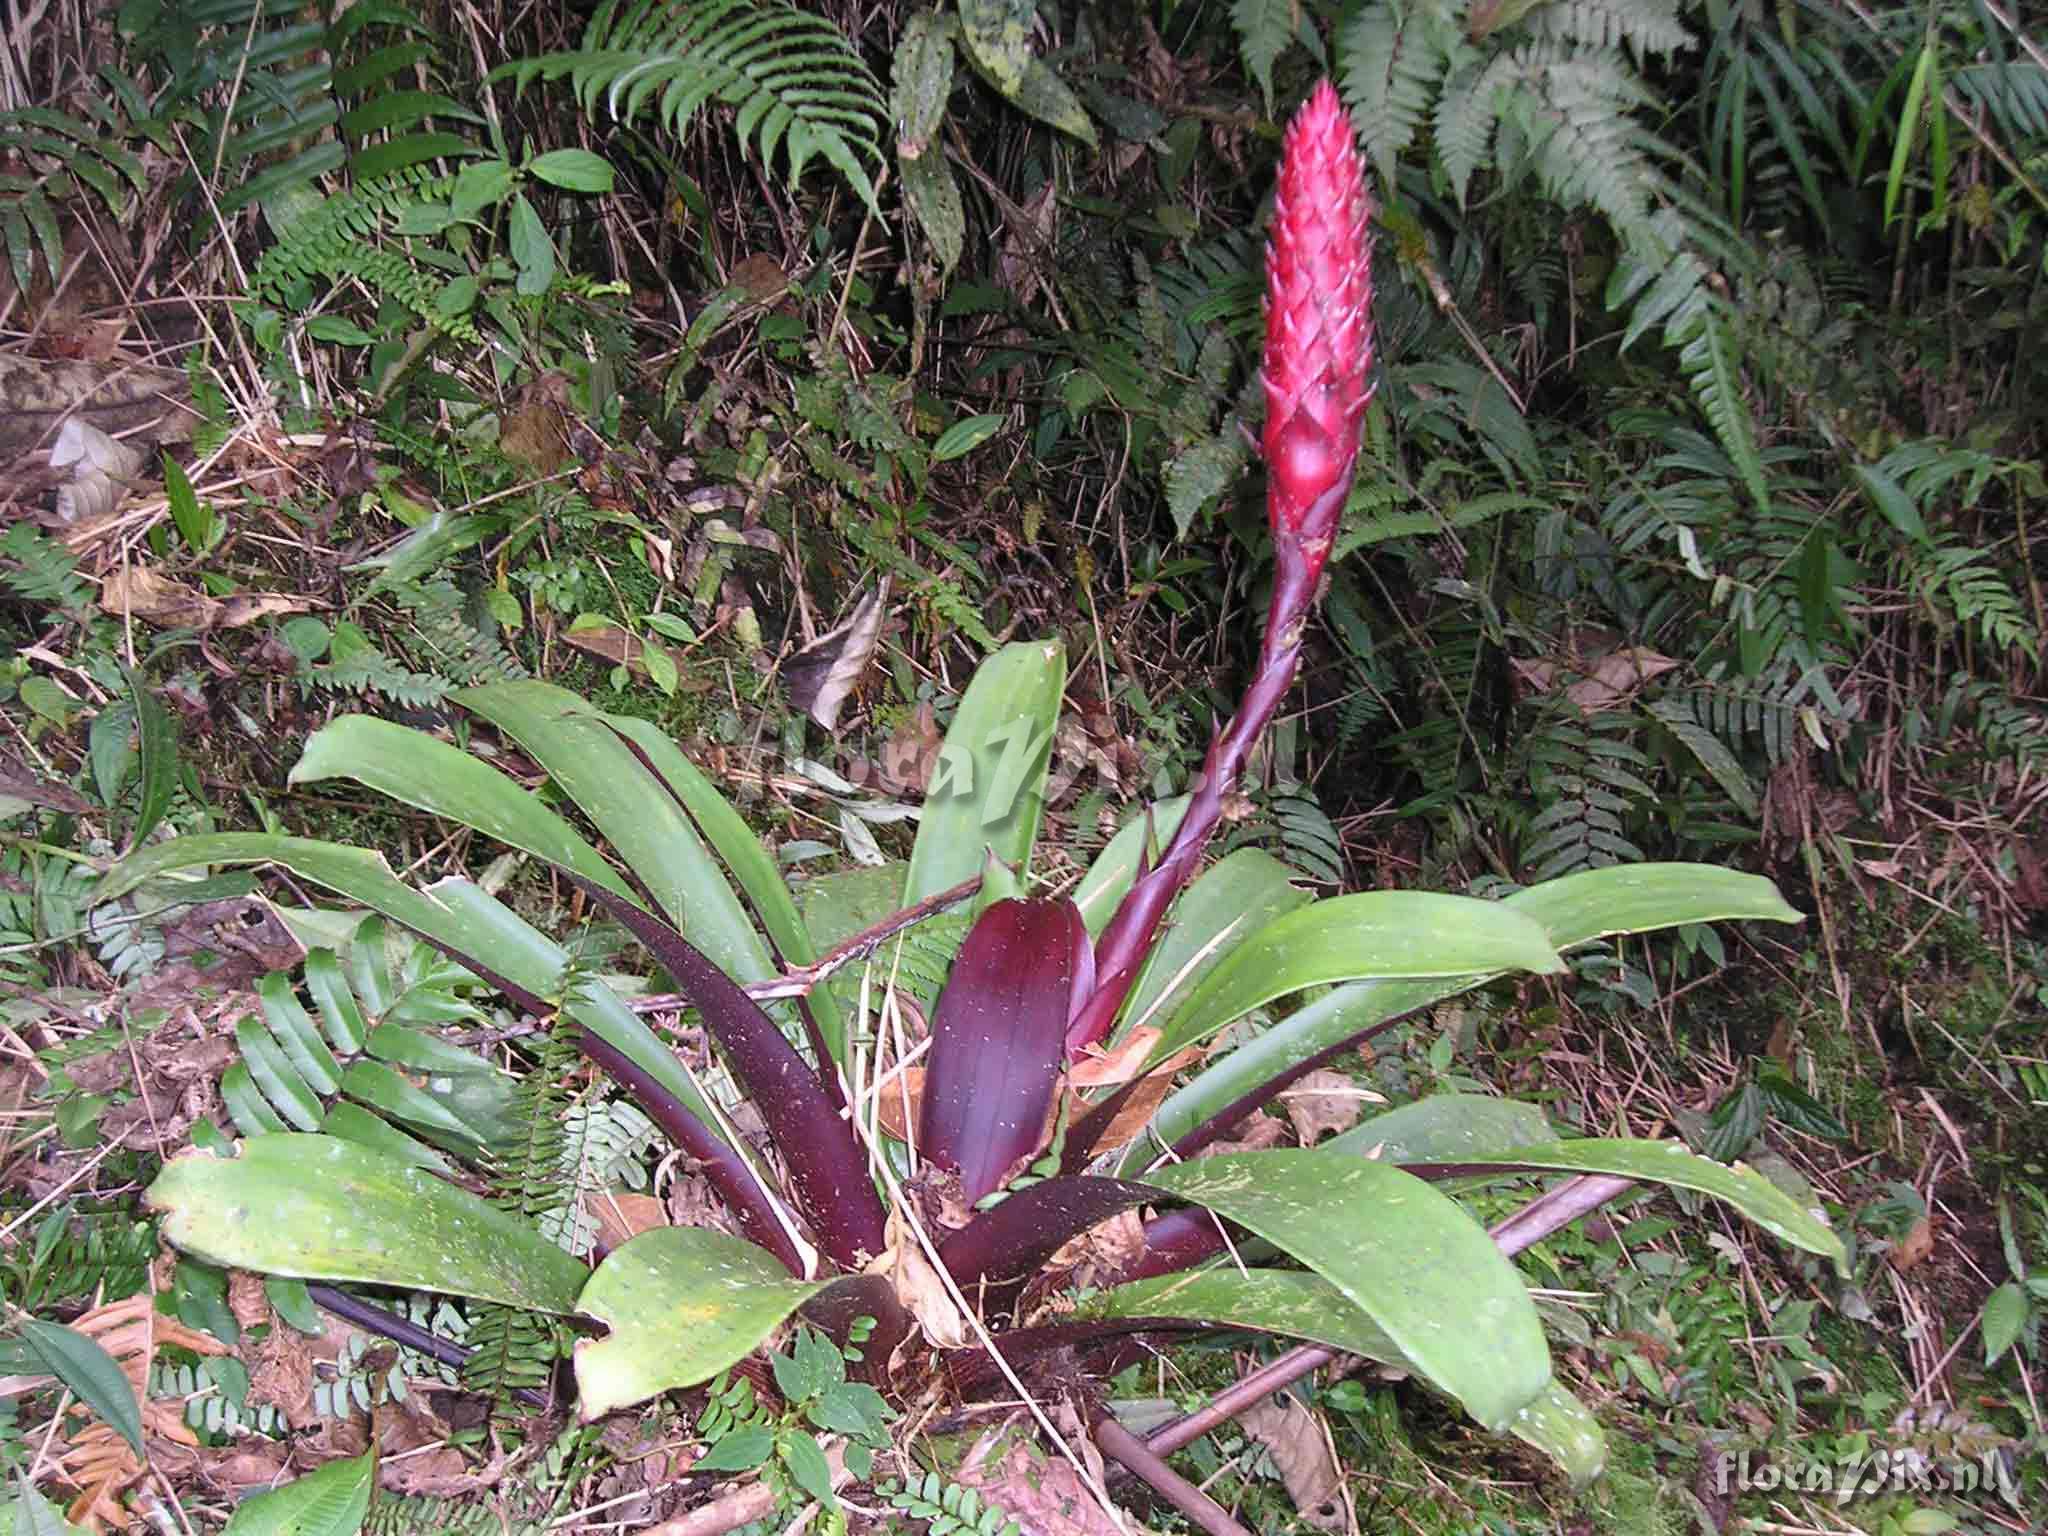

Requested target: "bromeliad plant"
[{"left": 112, "top": 83, "right": 1840, "bottom": 1506}]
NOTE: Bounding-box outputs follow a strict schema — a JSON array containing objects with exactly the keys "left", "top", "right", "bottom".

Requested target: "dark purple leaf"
[
  {"left": 570, "top": 877, "right": 885, "bottom": 1271},
  {"left": 920, "top": 899, "right": 1084, "bottom": 1204},
  {"left": 937, "top": 1174, "right": 1158, "bottom": 1292}
]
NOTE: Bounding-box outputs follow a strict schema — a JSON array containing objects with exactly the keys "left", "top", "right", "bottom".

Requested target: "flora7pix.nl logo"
[{"left": 1713, "top": 1445, "right": 2020, "bottom": 1506}]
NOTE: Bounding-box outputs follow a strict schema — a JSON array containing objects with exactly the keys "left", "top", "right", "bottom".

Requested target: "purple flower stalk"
[{"left": 1068, "top": 81, "right": 1376, "bottom": 1057}]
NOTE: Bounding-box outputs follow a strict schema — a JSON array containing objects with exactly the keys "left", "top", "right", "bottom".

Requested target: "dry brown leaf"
[
  {"left": 100, "top": 564, "right": 220, "bottom": 628},
  {"left": 1237, "top": 1395, "right": 1347, "bottom": 1531},
  {"left": 1062, "top": 1029, "right": 1203, "bottom": 1153},
  {"left": 587, "top": 1189, "right": 670, "bottom": 1251},
  {"left": 784, "top": 583, "right": 889, "bottom": 731},
  {"left": 1890, "top": 1214, "right": 1936, "bottom": 1272},
  {"left": 1513, "top": 645, "right": 1680, "bottom": 716},
  {"left": 955, "top": 1424, "right": 1124, "bottom": 1536},
  {"left": 1203, "top": 1113, "right": 1288, "bottom": 1157},
  {"left": 562, "top": 622, "right": 684, "bottom": 682},
  {"left": 874, "top": 1065, "right": 925, "bottom": 1142},
  {"left": 1279, "top": 1068, "right": 1373, "bottom": 1146},
  {"left": 217, "top": 592, "right": 321, "bottom": 628},
  {"left": 876, "top": 1204, "right": 969, "bottom": 1349},
  {"left": 1045, "top": 1206, "right": 1147, "bottom": 1291}
]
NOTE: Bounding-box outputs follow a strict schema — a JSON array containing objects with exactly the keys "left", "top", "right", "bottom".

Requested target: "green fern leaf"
[
  {"left": 500, "top": 0, "right": 886, "bottom": 212},
  {"left": 1676, "top": 304, "right": 1769, "bottom": 513},
  {"left": 1341, "top": 1, "right": 1452, "bottom": 185},
  {"left": 1233, "top": 0, "right": 1297, "bottom": 113}
]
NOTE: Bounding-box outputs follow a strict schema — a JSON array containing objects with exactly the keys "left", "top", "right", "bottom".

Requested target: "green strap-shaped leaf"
[
  {"left": 291, "top": 715, "right": 639, "bottom": 908},
  {"left": 903, "top": 639, "right": 1066, "bottom": 904},
  {"left": 1325, "top": 1092, "right": 1557, "bottom": 1163},
  {"left": 148, "top": 1136, "right": 588, "bottom": 1312},
  {"left": 1119, "top": 849, "right": 1309, "bottom": 1033},
  {"left": 98, "top": 836, "right": 738, "bottom": 1160},
  {"left": 1079, "top": 1268, "right": 1401, "bottom": 1361},
  {"left": 1140, "top": 1150, "right": 1551, "bottom": 1431},
  {"left": 574, "top": 1228, "right": 875, "bottom": 1419},
  {"left": 449, "top": 681, "right": 774, "bottom": 986},
  {"left": 1129, "top": 864, "right": 1801, "bottom": 1172},
  {"left": 1508, "top": 1381, "right": 1607, "bottom": 1487},
  {"left": 1151, "top": 893, "right": 1565, "bottom": 1062},
  {"left": 1427, "top": 1139, "right": 1845, "bottom": 1272}
]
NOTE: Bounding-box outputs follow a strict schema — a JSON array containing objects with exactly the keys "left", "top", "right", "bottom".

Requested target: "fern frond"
[
  {"left": 1528, "top": 0, "right": 1691, "bottom": 60},
  {"left": 498, "top": 0, "right": 885, "bottom": 213},
  {"left": 1340, "top": 0, "right": 1455, "bottom": 185},
  {"left": 1674, "top": 301, "right": 1769, "bottom": 513},
  {"left": 1232, "top": 0, "right": 1298, "bottom": 112}
]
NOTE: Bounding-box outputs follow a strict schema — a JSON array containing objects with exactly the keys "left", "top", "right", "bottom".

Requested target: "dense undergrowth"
[{"left": 0, "top": 0, "right": 2043, "bottom": 1531}]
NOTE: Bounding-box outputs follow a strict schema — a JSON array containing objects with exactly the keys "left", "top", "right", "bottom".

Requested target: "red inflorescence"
[{"left": 1262, "top": 80, "right": 1375, "bottom": 560}]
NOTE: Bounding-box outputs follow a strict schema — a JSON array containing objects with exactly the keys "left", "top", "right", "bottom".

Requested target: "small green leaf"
[
  {"left": 692, "top": 1425, "right": 774, "bottom": 1474},
  {"left": 19, "top": 1319, "right": 143, "bottom": 1456},
  {"left": 508, "top": 192, "right": 555, "bottom": 295},
  {"left": 930, "top": 413, "right": 1006, "bottom": 462},
  {"left": 527, "top": 148, "right": 614, "bottom": 193},
  {"left": 127, "top": 671, "right": 177, "bottom": 852},
  {"left": 1981, "top": 1280, "right": 2026, "bottom": 1365},
  {"left": 303, "top": 317, "right": 378, "bottom": 346},
  {"left": 162, "top": 455, "right": 216, "bottom": 551},
  {"left": 219, "top": 1450, "right": 372, "bottom": 1536},
  {"left": 779, "top": 1429, "right": 837, "bottom": 1505}
]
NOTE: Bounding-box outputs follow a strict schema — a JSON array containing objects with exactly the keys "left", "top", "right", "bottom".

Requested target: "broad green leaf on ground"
[
  {"left": 18, "top": 1320, "right": 142, "bottom": 1456},
  {"left": 1151, "top": 893, "right": 1565, "bottom": 1061},
  {"left": 1140, "top": 1150, "right": 1550, "bottom": 1430},
  {"left": 575, "top": 1228, "right": 876, "bottom": 1418},
  {"left": 1421, "top": 1140, "right": 1845, "bottom": 1272},
  {"left": 219, "top": 1450, "right": 372, "bottom": 1536},
  {"left": 147, "top": 1135, "right": 587, "bottom": 1312},
  {"left": 1507, "top": 1381, "right": 1607, "bottom": 1488},
  {"left": 903, "top": 639, "right": 1065, "bottom": 903}
]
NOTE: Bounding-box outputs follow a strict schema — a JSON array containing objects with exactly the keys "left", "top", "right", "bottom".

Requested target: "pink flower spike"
[{"left": 1262, "top": 80, "right": 1375, "bottom": 577}]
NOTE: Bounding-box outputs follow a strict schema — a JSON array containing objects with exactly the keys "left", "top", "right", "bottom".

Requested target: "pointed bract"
[{"left": 1262, "top": 79, "right": 1375, "bottom": 573}]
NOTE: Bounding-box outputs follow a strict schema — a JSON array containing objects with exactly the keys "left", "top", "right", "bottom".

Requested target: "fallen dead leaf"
[
  {"left": 101, "top": 563, "right": 219, "bottom": 629},
  {"left": 1279, "top": 1068, "right": 1375, "bottom": 1146},
  {"left": 586, "top": 1189, "right": 670, "bottom": 1252},
  {"left": 1890, "top": 1213, "right": 1936, "bottom": 1272},
  {"left": 1237, "top": 1394, "right": 1347, "bottom": 1532},
  {"left": 955, "top": 1422, "right": 1123, "bottom": 1536},
  {"left": 784, "top": 582, "right": 889, "bottom": 731}
]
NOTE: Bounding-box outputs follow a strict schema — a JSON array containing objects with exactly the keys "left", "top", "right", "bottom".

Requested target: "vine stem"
[{"left": 1093, "top": 1417, "right": 1254, "bottom": 1536}]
